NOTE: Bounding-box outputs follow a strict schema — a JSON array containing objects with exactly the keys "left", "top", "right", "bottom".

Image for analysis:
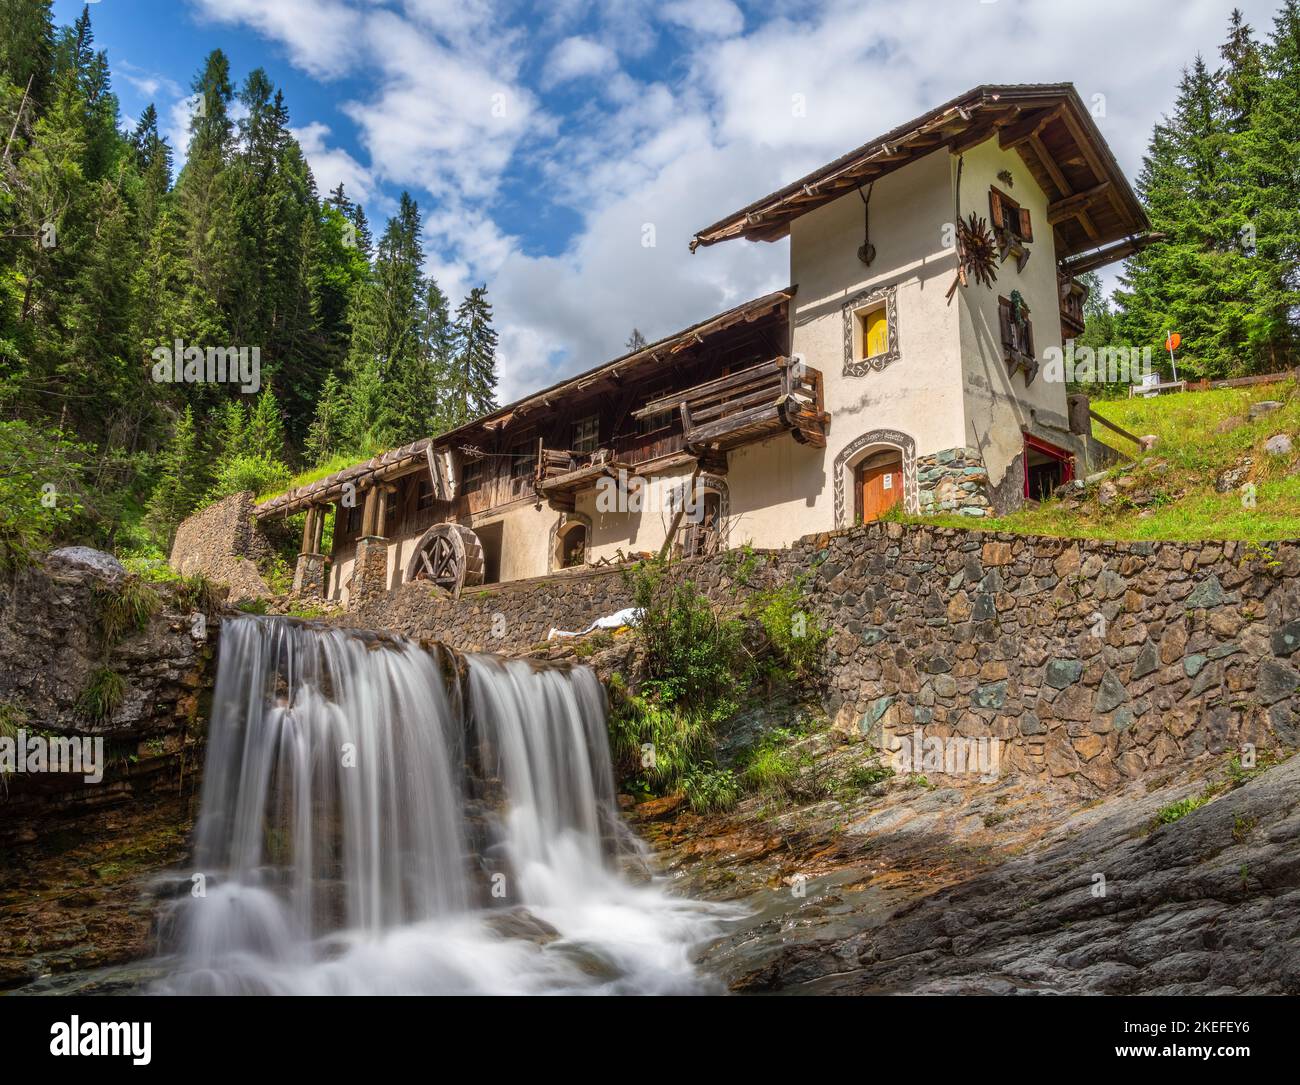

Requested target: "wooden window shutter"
[
  {"left": 1025, "top": 316, "right": 1035, "bottom": 359},
  {"left": 998, "top": 296, "right": 1013, "bottom": 357},
  {"left": 989, "top": 188, "right": 1005, "bottom": 230},
  {"left": 1018, "top": 207, "right": 1033, "bottom": 243}
]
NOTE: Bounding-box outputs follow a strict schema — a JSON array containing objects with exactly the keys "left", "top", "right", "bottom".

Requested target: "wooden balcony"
[
  {"left": 1059, "top": 273, "right": 1088, "bottom": 339},
  {"left": 632, "top": 357, "right": 828, "bottom": 456},
  {"left": 534, "top": 446, "right": 629, "bottom": 511}
]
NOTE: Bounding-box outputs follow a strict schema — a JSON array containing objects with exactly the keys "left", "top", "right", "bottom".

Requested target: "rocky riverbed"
[{"left": 631, "top": 708, "right": 1300, "bottom": 994}]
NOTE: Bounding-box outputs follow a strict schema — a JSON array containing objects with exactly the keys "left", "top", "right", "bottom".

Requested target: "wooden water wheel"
[{"left": 404, "top": 523, "right": 484, "bottom": 598}]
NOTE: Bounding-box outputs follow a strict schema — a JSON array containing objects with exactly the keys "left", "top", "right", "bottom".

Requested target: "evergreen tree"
[
  {"left": 0, "top": 0, "right": 55, "bottom": 109},
  {"left": 145, "top": 405, "right": 204, "bottom": 544},
  {"left": 448, "top": 285, "right": 499, "bottom": 425},
  {"left": 626, "top": 328, "right": 647, "bottom": 351}
]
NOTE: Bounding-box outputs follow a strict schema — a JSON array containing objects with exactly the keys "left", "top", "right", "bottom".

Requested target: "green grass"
[
  {"left": 918, "top": 380, "right": 1300, "bottom": 541},
  {"left": 77, "top": 667, "right": 127, "bottom": 723},
  {"left": 255, "top": 452, "right": 363, "bottom": 504},
  {"left": 98, "top": 576, "right": 161, "bottom": 644}
]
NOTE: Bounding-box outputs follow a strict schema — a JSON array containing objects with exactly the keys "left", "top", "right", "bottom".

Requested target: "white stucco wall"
[
  {"left": 954, "top": 136, "right": 1078, "bottom": 490},
  {"left": 782, "top": 146, "right": 965, "bottom": 537}
]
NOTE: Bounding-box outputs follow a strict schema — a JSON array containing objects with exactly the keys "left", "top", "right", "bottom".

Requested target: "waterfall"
[{"left": 155, "top": 616, "right": 735, "bottom": 995}]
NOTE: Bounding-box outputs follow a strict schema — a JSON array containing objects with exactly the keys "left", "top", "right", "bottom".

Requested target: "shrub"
[
  {"left": 742, "top": 742, "right": 797, "bottom": 794},
  {"left": 607, "top": 682, "right": 713, "bottom": 793},
  {"left": 752, "top": 582, "right": 829, "bottom": 678},
  {"left": 0, "top": 421, "right": 87, "bottom": 571},
  {"left": 206, "top": 453, "right": 292, "bottom": 505},
  {"left": 682, "top": 765, "right": 741, "bottom": 814},
  {"left": 625, "top": 557, "right": 747, "bottom": 715},
  {"left": 175, "top": 572, "right": 221, "bottom": 614}
]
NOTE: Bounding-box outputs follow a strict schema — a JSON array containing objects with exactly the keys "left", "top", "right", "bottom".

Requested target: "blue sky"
[{"left": 60, "top": 0, "right": 1284, "bottom": 401}]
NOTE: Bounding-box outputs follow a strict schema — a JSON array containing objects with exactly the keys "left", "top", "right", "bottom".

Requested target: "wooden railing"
[{"left": 633, "top": 357, "right": 828, "bottom": 452}]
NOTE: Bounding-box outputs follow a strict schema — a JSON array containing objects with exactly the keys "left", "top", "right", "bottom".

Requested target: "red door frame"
[{"left": 1023, "top": 434, "right": 1075, "bottom": 498}]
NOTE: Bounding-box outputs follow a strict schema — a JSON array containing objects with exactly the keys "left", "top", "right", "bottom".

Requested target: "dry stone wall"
[
  {"left": 168, "top": 491, "right": 273, "bottom": 601},
  {"left": 351, "top": 522, "right": 1300, "bottom": 794}
]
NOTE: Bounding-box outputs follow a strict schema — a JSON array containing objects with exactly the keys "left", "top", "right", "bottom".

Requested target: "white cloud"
[
  {"left": 190, "top": 0, "right": 363, "bottom": 79},
  {"left": 659, "top": 0, "right": 744, "bottom": 38},
  {"left": 543, "top": 36, "right": 619, "bottom": 88},
  {"left": 292, "top": 122, "right": 375, "bottom": 203},
  {"left": 182, "top": 0, "right": 1282, "bottom": 393}
]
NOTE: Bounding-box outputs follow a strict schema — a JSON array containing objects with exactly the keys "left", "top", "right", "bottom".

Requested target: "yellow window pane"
[{"left": 864, "top": 308, "right": 888, "bottom": 357}]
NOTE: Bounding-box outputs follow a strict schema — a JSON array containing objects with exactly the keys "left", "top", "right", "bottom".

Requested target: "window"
[
  {"left": 639, "top": 407, "right": 676, "bottom": 435},
  {"left": 841, "top": 283, "right": 899, "bottom": 376},
  {"left": 858, "top": 306, "right": 889, "bottom": 360},
  {"left": 416, "top": 476, "right": 435, "bottom": 510},
  {"left": 998, "top": 294, "right": 1038, "bottom": 384},
  {"left": 560, "top": 523, "right": 587, "bottom": 568},
  {"left": 510, "top": 438, "right": 538, "bottom": 480},
  {"left": 572, "top": 414, "right": 600, "bottom": 454},
  {"left": 460, "top": 457, "right": 483, "bottom": 494},
  {"left": 383, "top": 489, "right": 399, "bottom": 533},
  {"left": 346, "top": 503, "right": 362, "bottom": 535},
  {"left": 989, "top": 186, "right": 1032, "bottom": 243}
]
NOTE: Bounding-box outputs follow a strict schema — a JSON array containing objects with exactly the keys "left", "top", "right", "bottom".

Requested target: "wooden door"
[{"left": 856, "top": 456, "right": 903, "bottom": 523}]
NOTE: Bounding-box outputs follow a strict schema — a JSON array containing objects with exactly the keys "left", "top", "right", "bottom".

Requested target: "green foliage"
[
  {"left": 625, "top": 557, "right": 747, "bottom": 715},
  {"left": 1115, "top": 11, "right": 1298, "bottom": 377},
  {"left": 77, "top": 666, "right": 126, "bottom": 723},
  {"left": 681, "top": 765, "right": 741, "bottom": 814},
  {"left": 0, "top": 420, "right": 87, "bottom": 570},
  {"left": 98, "top": 575, "right": 160, "bottom": 644},
  {"left": 206, "top": 452, "right": 292, "bottom": 503},
  {"left": 741, "top": 742, "right": 797, "bottom": 794},
  {"left": 752, "top": 582, "right": 829, "bottom": 678},
  {"left": 0, "top": 5, "right": 501, "bottom": 558},
  {"left": 607, "top": 680, "right": 713, "bottom": 793},
  {"left": 175, "top": 572, "right": 221, "bottom": 614},
  {"left": 1154, "top": 794, "right": 1210, "bottom": 825}
]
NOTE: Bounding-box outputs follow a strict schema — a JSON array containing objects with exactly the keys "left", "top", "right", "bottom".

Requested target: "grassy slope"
[{"left": 919, "top": 379, "right": 1300, "bottom": 541}]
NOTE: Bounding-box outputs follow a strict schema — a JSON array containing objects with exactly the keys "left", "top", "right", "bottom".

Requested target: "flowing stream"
[{"left": 155, "top": 616, "right": 735, "bottom": 995}]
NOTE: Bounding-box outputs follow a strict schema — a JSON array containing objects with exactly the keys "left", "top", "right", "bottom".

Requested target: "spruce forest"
[{"left": 1, "top": 1, "right": 1298, "bottom": 572}]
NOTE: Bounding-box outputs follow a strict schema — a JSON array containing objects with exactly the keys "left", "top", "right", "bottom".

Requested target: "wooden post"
[
  {"left": 375, "top": 486, "right": 388, "bottom": 538},
  {"left": 361, "top": 487, "right": 378, "bottom": 537},
  {"left": 300, "top": 507, "right": 316, "bottom": 554},
  {"left": 311, "top": 505, "right": 326, "bottom": 554}
]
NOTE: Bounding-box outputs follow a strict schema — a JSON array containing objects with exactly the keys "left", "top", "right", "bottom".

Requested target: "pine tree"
[
  {"left": 448, "top": 285, "right": 499, "bottom": 425},
  {"left": 146, "top": 405, "right": 204, "bottom": 545},
  {"left": 0, "top": 0, "right": 55, "bottom": 109},
  {"left": 1116, "top": 55, "right": 1261, "bottom": 378},
  {"left": 1245, "top": 0, "right": 1300, "bottom": 367},
  {"left": 626, "top": 328, "right": 647, "bottom": 351}
]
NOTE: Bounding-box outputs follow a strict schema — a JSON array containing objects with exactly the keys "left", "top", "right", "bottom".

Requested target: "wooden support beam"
[
  {"left": 1048, "top": 181, "right": 1111, "bottom": 224},
  {"left": 998, "top": 106, "right": 1062, "bottom": 151}
]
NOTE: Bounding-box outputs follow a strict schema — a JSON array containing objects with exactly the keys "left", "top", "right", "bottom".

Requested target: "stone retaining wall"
[
  {"left": 350, "top": 521, "right": 1300, "bottom": 794},
  {"left": 168, "top": 491, "right": 273, "bottom": 602}
]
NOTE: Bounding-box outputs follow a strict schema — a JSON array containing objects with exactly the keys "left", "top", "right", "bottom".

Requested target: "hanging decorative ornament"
[
  {"left": 947, "top": 212, "right": 999, "bottom": 299},
  {"left": 857, "top": 182, "right": 876, "bottom": 266}
]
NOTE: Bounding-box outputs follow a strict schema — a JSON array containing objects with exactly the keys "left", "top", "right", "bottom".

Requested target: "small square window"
[
  {"left": 639, "top": 407, "right": 676, "bottom": 434},
  {"left": 857, "top": 306, "right": 889, "bottom": 360},
  {"left": 572, "top": 415, "right": 600, "bottom": 454},
  {"left": 460, "top": 458, "right": 483, "bottom": 494}
]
